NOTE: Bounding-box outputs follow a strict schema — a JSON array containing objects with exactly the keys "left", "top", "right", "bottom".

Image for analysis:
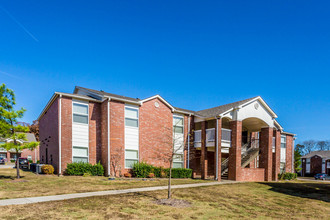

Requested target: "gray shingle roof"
[
  {"left": 195, "top": 96, "right": 258, "bottom": 118},
  {"left": 301, "top": 150, "right": 330, "bottom": 159},
  {"left": 74, "top": 86, "right": 140, "bottom": 102}
]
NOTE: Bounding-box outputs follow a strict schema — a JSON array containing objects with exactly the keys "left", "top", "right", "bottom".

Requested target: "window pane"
[
  {"left": 125, "top": 108, "right": 138, "bottom": 119},
  {"left": 125, "top": 159, "right": 137, "bottom": 168},
  {"left": 281, "top": 143, "right": 286, "bottom": 148},
  {"left": 173, "top": 117, "right": 183, "bottom": 126},
  {"left": 73, "top": 157, "right": 88, "bottom": 163},
  {"left": 281, "top": 136, "right": 286, "bottom": 143},
  {"left": 125, "top": 118, "right": 138, "bottom": 127},
  {"left": 73, "top": 147, "right": 88, "bottom": 157},
  {"left": 73, "top": 114, "right": 88, "bottom": 124},
  {"left": 173, "top": 162, "right": 183, "bottom": 168},
  {"left": 173, "top": 154, "right": 183, "bottom": 162},
  {"left": 73, "top": 103, "right": 88, "bottom": 114},
  {"left": 126, "top": 150, "right": 138, "bottom": 159},
  {"left": 174, "top": 126, "right": 183, "bottom": 133}
]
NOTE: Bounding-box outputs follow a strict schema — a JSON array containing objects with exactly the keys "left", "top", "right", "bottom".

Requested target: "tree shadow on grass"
[{"left": 259, "top": 182, "right": 330, "bottom": 203}]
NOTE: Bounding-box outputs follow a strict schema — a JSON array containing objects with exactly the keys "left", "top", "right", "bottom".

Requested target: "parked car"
[
  {"left": 15, "top": 157, "right": 29, "bottom": 169},
  {"left": 0, "top": 157, "right": 5, "bottom": 164},
  {"left": 314, "top": 173, "right": 330, "bottom": 180}
]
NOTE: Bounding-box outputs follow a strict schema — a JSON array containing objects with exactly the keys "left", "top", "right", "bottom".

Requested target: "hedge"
[
  {"left": 65, "top": 162, "right": 104, "bottom": 176},
  {"left": 132, "top": 162, "right": 192, "bottom": 178},
  {"left": 278, "top": 172, "right": 297, "bottom": 180}
]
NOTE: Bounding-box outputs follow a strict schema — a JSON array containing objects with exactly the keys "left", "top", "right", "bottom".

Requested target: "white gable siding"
[{"left": 237, "top": 100, "right": 274, "bottom": 127}]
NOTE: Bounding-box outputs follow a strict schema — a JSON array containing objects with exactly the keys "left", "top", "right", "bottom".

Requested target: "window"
[
  {"left": 281, "top": 135, "right": 286, "bottom": 148},
  {"left": 173, "top": 116, "right": 183, "bottom": 133},
  {"left": 280, "top": 162, "right": 286, "bottom": 173},
  {"left": 73, "top": 103, "right": 88, "bottom": 124},
  {"left": 73, "top": 146, "right": 88, "bottom": 163},
  {"left": 125, "top": 150, "right": 138, "bottom": 168},
  {"left": 27, "top": 155, "right": 32, "bottom": 160},
  {"left": 173, "top": 154, "right": 183, "bottom": 168},
  {"left": 125, "top": 107, "right": 138, "bottom": 127}
]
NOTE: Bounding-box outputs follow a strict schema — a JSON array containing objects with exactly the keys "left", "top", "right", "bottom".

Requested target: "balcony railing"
[{"left": 194, "top": 128, "right": 232, "bottom": 148}]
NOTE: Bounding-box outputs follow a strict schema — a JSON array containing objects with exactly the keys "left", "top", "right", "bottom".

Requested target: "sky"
[{"left": 0, "top": 1, "right": 329, "bottom": 143}]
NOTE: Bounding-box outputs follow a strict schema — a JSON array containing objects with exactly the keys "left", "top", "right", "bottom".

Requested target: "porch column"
[
  {"left": 228, "top": 120, "right": 242, "bottom": 181},
  {"left": 260, "top": 127, "right": 273, "bottom": 181},
  {"left": 201, "top": 121, "right": 208, "bottom": 179},
  {"left": 273, "top": 130, "right": 281, "bottom": 181},
  {"left": 214, "top": 117, "right": 222, "bottom": 181}
]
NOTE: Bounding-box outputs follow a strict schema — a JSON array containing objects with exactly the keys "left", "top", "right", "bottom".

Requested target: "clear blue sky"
[{"left": 0, "top": 1, "right": 329, "bottom": 143}]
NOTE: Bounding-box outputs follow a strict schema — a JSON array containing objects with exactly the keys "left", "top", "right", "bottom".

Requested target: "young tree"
[
  {"left": 110, "top": 147, "right": 123, "bottom": 177},
  {"left": 294, "top": 144, "right": 303, "bottom": 173},
  {"left": 0, "top": 84, "right": 39, "bottom": 178}
]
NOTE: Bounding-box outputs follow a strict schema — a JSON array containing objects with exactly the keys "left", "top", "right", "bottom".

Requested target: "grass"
[
  {"left": 0, "top": 180, "right": 329, "bottom": 219},
  {"left": 0, "top": 168, "right": 208, "bottom": 200}
]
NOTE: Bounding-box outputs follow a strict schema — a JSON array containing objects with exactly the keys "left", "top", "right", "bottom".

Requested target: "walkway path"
[{"left": 0, "top": 180, "right": 238, "bottom": 206}]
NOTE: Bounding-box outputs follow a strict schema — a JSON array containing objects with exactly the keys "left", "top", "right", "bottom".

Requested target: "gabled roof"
[
  {"left": 301, "top": 150, "right": 330, "bottom": 159},
  {"left": 196, "top": 97, "right": 258, "bottom": 118}
]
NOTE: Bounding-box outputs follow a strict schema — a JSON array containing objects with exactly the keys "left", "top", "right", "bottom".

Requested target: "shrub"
[
  {"left": 124, "top": 172, "right": 132, "bottom": 178},
  {"left": 278, "top": 172, "right": 297, "bottom": 180},
  {"left": 83, "top": 172, "right": 91, "bottom": 177},
  {"left": 132, "top": 162, "right": 154, "bottom": 178},
  {"left": 28, "top": 160, "right": 33, "bottom": 164},
  {"left": 10, "top": 159, "right": 15, "bottom": 163},
  {"left": 132, "top": 162, "right": 192, "bottom": 178},
  {"left": 65, "top": 162, "right": 104, "bottom": 176},
  {"left": 148, "top": 173, "right": 155, "bottom": 178},
  {"left": 41, "top": 164, "right": 54, "bottom": 174},
  {"left": 36, "top": 160, "right": 40, "bottom": 164}
]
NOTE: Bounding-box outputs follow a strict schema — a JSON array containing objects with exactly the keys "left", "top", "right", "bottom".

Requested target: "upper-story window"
[
  {"left": 125, "top": 107, "right": 139, "bottom": 127},
  {"left": 73, "top": 103, "right": 88, "bottom": 124},
  {"left": 173, "top": 116, "right": 183, "bottom": 133},
  {"left": 281, "top": 135, "right": 286, "bottom": 148}
]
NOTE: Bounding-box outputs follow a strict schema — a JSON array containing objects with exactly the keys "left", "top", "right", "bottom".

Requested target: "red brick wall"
[
  {"left": 21, "top": 146, "right": 39, "bottom": 162},
  {"left": 109, "top": 100, "right": 125, "bottom": 176},
  {"left": 310, "top": 155, "right": 322, "bottom": 175},
  {"left": 139, "top": 98, "right": 173, "bottom": 168},
  {"left": 240, "top": 168, "right": 265, "bottom": 181},
  {"left": 228, "top": 120, "right": 242, "bottom": 181},
  {"left": 100, "top": 100, "right": 109, "bottom": 175},
  {"left": 60, "top": 97, "right": 72, "bottom": 173},
  {"left": 89, "top": 102, "right": 102, "bottom": 164},
  {"left": 285, "top": 135, "right": 293, "bottom": 173},
  {"left": 259, "top": 127, "right": 273, "bottom": 181},
  {"left": 39, "top": 97, "right": 59, "bottom": 172}
]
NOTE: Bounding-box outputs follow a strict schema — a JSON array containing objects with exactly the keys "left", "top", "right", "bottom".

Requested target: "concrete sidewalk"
[{"left": 0, "top": 180, "right": 238, "bottom": 206}]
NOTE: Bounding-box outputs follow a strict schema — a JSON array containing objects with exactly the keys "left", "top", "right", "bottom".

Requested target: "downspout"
[
  {"left": 215, "top": 117, "right": 219, "bottom": 180},
  {"left": 187, "top": 114, "right": 191, "bottom": 169},
  {"left": 292, "top": 137, "right": 295, "bottom": 173},
  {"left": 58, "top": 94, "right": 62, "bottom": 175},
  {"left": 107, "top": 98, "right": 111, "bottom": 176}
]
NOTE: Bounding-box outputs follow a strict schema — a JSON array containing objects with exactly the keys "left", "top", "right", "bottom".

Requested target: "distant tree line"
[{"left": 296, "top": 140, "right": 330, "bottom": 156}]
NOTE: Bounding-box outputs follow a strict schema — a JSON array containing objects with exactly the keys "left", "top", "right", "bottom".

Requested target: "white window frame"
[
  {"left": 124, "top": 105, "right": 140, "bottom": 168},
  {"left": 72, "top": 100, "right": 89, "bottom": 163},
  {"left": 173, "top": 115, "right": 184, "bottom": 168},
  {"left": 281, "top": 135, "right": 286, "bottom": 148},
  {"left": 125, "top": 106, "right": 139, "bottom": 128},
  {"left": 125, "top": 149, "right": 139, "bottom": 168}
]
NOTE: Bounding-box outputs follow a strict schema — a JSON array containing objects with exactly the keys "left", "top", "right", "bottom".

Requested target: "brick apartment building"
[
  {"left": 301, "top": 151, "right": 330, "bottom": 176},
  {"left": 38, "top": 86, "right": 295, "bottom": 181}
]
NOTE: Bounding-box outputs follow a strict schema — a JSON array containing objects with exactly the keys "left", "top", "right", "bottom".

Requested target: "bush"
[
  {"left": 278, "top": 172, "right": 297, "bottom": 180},
  {"left": 41, "top": 164, "right": 54, "bottom": 174},
  {"left": 65, "top": 162, "right": 104, "bottom": 176},
  {"left": 148, "top": 173, "right": 155, "bottom": 178},
  {"left": 124, "top": 172, "right": 132, "bottom": 178},
  {"left": 132, "top": 162, "right": 192, "bottom": 178},
  {"left": 28, "top": 160, "right": 33, "bottom": 164},
  {"left": 10, "top": 159, "right": 15, "bottom": 163}
]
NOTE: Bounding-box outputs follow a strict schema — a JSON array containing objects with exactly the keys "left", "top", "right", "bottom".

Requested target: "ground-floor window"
[
  {"left": 125, "top": 150, "right": 138, "bottom": 168},
  {"left": 72, "top": 146, "right": 88, "bottom": 163},
  {"left": 280, "top": 162, "right": 286, "bottom": 173},
  {"left": 173, "top": 154, "right": 184, "bottom": 168}
]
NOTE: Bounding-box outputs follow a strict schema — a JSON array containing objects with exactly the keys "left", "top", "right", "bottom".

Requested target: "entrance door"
[{"left": 242, "top": 131, "right": 248, "bottom": 145}]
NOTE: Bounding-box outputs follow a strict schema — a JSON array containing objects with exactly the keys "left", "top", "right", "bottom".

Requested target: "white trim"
[
  {"left": 141, "top": 95, "right": 175, "bottom": 112},
  {"left": 107, "top": 98, "right": 111, "bottom": 176},
  {"left": 104, "top": 95, "right": 140, "bottom": 105},
  {"left": 58, "top": 95, "right": 62, "bottom": 174},
  {"left": 187, "top": 115, "right": 191, "bottom": 169}
]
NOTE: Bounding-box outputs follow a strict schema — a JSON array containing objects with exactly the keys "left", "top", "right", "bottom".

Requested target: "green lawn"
[
  {"left": 0, "top": 180, "right": 329, "bottom": 219},
  {"left": 0, "top": 168, "right": 208, "bottom": 200}
]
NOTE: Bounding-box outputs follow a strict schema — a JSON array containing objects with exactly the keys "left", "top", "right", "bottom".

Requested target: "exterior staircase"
[{"left": 221, "top": 142, "right": 260, "bottom": 177}]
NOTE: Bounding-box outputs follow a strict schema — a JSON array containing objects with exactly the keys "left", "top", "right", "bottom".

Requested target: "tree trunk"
[
  {"left": 168, "top": 162, "right": 172, "bottom": 199},
  {"left": 16, "top": 152, "right": 20, "bottom": 179}
]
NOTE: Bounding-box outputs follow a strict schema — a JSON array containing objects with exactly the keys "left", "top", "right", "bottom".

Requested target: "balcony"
[{"left": 194, "top": 128, "right": 232, "bottom": 148}]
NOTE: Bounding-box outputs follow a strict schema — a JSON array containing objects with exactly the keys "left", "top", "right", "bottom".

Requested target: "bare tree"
[
  {"left": 153, "top": 118, "right": 188, "bottom": 199},
  {"left": 110, "top": 147, "right": 123, "bottom": 177},
  {"left": 302, "top": 140, "right": 316, "bottom": 155},
  {"left": 317, "top": 141, "right": 327, "bottom": 151}
]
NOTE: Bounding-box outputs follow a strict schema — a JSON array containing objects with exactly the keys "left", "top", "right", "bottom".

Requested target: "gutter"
[
  {"left": 215, "top": 117, "right": 219, "bottom": 180},
  {"left": 187, "top": 115, "right": 191, "bottom": 168},
  {"left": 107, "top": 97, "right": 111, "bottom": 176},
  {"left": 58, "top": 94, "right": 62, "bottom": 175}
]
